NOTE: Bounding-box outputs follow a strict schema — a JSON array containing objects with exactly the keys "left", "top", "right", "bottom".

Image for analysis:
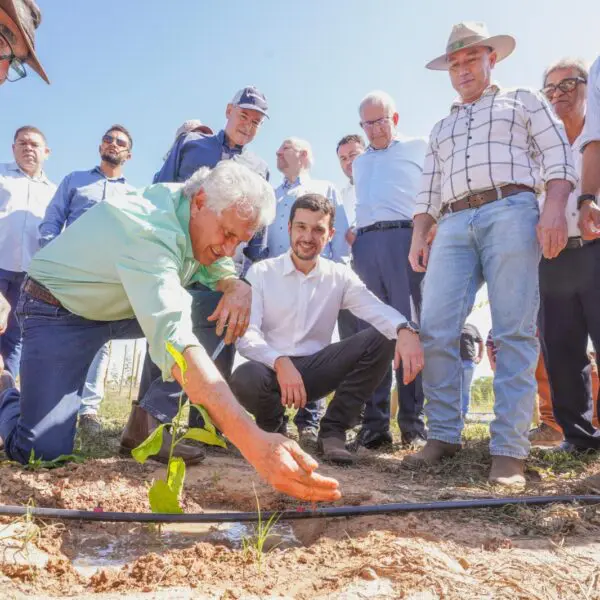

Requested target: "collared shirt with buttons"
[
  {"left": 415, "top": 85, "right": 579, "bottom": 221},
  {"left": 236, "top": 251, "right": 406, "bottom": 369},
  {"left": 268, "top": 174, "right": 350, "bottom": 263},
  {"left": 0, "top": 162, "right": 56, "bottom": 272},
  {"left": 580, "top": 56, "right": 600, "bottom": 150},
  {"left": 39, "top": 166, "right": 135, "bottom": 248},
  {"left": 353, "top": 135, "right": 427, "bottom": 229}
]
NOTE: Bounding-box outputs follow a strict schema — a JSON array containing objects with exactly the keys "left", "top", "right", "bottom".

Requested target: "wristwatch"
[
  {"left": 577, "top": 194, "right": 598, "bottom": 210},
  {"left": 397, "top": 320, "right": 420, "bottom": 336}
]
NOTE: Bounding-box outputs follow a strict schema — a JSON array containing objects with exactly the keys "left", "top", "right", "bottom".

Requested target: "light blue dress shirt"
[
  {"left": 267, "top": 175, "right": 350, "bottom": 263},
  {"left": 39, "top": 166, "right": 135, "bottom": 247},
  {"left": 353, "top": 135, "right": 427, "bottom": 229}
]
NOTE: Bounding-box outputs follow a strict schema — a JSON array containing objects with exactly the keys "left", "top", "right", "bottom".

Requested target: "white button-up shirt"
[
  {"left": 581, "top": 56, "right": 600, "bottom": 150},
  {"left": 237, "top": 251, "right": 406, "bottom": 369},
  {"left": 415, "top": 85, "right": 578, "bottom": 221},
  {"left": 341, "top": 182, "right": 357, "bottom": 228},
  {"left": 0, "top": 162, "right": 56, "bottom": 272},
  {"left": 352, "top": 135, "right": 427, "bottom": 229}
]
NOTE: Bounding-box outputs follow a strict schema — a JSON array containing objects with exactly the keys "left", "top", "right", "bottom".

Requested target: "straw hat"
[{"left": 426, "top": 21, "right": 515, "bottom": 71}]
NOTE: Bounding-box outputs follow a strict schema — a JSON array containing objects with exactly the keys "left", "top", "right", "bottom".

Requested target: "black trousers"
[
  {"left": 230, "top": 328, "right": 394, "bottom": 440},
  {"left": 539, "top": 240, "right": 600, "bottom": 449}
]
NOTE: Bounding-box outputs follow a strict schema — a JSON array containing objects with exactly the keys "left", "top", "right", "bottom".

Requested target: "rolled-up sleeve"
[
  {"left": 580, "top": 57, "right": 600, "bottom": 150},
  {"left": 39, "top": 175, "right": 71, "bottom": 247},
  {"left": 414, "top": 130, "right": 443, "bottom": 221},
  {"left": 523, "top": 91, "right": 578, "bottom": 187},
  {"left": 116, "top": 236, "right": 200, "bottom": 380}
]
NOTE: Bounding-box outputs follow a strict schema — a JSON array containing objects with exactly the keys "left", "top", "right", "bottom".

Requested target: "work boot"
[
  {"left": 488, "top": 456, "right": 526, "bottom": 487},
  {"left": 298, "top": 426, "right": 319, "bottom": 448},
  {"left": 79, "top": 413, "right": 103, "bottom": 435},
  {"left": 318, "top": 436, "right": 354, "bottom": 465},
  {"left": 528, "top": 423, "right": 563, "bottom": 446},
  {"left": 120, "top": 404, "right": 205, "bottom": 465},
  {"left": 402, "top": 440, "right": 462, "bottom": 469},
  {"left": 401, "top": 432, "right": 427, "bottom": 450}
]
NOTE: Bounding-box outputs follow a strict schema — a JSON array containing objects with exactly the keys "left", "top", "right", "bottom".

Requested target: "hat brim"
[
  {"left": 235, "top": 103, "right": 270, "bottom": 119},
  {"left": 425, "top": 35, "right": 516, "bottom": 71},
  {"left": 192, "top": 125, "right": 214, "bottom": 135},
  {"left": 2, "top": 0, "right": 49, "bottom": 83}
]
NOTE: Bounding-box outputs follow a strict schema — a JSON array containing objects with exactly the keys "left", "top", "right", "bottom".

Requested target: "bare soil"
[{"left": 1, "top": 440, "right": 600, "bottom": 599}]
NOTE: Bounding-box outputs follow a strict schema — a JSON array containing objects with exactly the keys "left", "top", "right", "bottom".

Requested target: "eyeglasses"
[
  {"left": 102, "top": 134, "right": 129, "bottom": 148},
  {"left": 0, "top": 31, "right": 27, "bottom": 82},
  {"left": 542, "top": 77, "right": 587, "bottom": 99},
  {"left": 360, "top": 116, "right": 392, "bottom": 129}
]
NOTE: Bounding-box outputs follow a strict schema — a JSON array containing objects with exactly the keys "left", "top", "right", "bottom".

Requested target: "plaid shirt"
[{"left": 414, "top": 85, "right": 578, "bottom": 221}]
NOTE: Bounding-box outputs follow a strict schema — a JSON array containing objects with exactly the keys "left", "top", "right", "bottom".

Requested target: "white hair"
[
  {"left": 285, "top": 137, "right": 314, "bottom": 169},
  {"left": 543, "top": 57, "right": 589, "bottom": 87},
  {"left": 183, "top": 161, "right": 275, "bottom": 228},
  {"left": 359, "top": 90, "right": 397, "bottom": 118}
]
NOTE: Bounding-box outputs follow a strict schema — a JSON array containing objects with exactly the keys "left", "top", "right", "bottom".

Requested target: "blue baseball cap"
[{"left": 230, "top": 86, "right": 269, "bottom": 118}]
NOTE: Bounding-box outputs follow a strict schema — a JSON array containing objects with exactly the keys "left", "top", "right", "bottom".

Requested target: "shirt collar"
[
  {"left": 281, "top": 172, "right": 310, "bottom": 191},
  {"left": 218, "top": 129, "right": 244, "bottom": 156},
  {"left": 92, "top": 165, "right": 127, "bottom": 183},
  {"left": 451, "top": 84, "right": 499, "bottom": 111},
  {"left": 283, "top": 249, "right": 322, "bottom": 277},
  {"left": 365, "top": 137, "right": 400, "bottom": 153},
  {"left": 8, "top": 161, "right": 51, "bottom": 184}
]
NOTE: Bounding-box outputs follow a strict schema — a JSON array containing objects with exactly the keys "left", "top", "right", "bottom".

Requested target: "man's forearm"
[
  {"left": 545, "top": 179, "right": 572, "bottom": 208},
  {"left": 413, "top": 213, "right": 436, "bottom": 239},
  {"left": 581, "top": 141, "right": 600, "bottom": 197}
]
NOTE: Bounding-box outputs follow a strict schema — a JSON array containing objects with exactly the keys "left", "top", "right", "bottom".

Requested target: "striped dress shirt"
[{"left": 414, "top": 85, "right": 578, "bottom": 221}]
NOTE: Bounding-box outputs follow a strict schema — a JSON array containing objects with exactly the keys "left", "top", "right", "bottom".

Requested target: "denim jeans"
[
  {"left": 0, "top": 268, "right": 25, "bottom": 377},
  {"left": 421, "top": 192, "right": 540, "bottom": 458},
  {"left": 0, "top": 291, "right": 144, "bottom": 463},
  {"left": 460, "top": 359, "right": 476, "bottom": 416},
  {"left": 79, "top": 343, "right": 110, "bottom": 416}
]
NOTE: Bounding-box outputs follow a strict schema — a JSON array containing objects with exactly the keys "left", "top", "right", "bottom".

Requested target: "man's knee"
[{"left": 230, "top": 362, "right": 274, "bottom": 406}]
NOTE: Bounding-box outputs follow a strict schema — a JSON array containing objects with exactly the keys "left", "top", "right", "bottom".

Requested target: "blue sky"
[{"left": 2, "top": 0, "right": 598, "bottom": 191}]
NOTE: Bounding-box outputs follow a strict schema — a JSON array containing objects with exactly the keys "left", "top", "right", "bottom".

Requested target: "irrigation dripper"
[{"left": 0, "top": 494, "right": 598, "bottom": 523}]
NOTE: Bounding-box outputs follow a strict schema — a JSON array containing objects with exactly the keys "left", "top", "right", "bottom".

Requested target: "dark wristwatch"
[
  {"left": 397, "top": 320, "right": 420, "bottom": 336},
  {"left": 577, "top": 194, "right": 598, "bottom": 210}
]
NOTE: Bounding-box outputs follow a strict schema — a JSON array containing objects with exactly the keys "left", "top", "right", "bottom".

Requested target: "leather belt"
[
  {"left": 564, "top": 237, "right": 599, "bottom": 250},
  {"left": 356, "top": 219, "right": 413, "bottom": 237},
  {"left": 22, "top": 277, "right": 62, "bottom": 307},
  {"left": 441, "top": 184, "right": 535, "bottom": 216}
]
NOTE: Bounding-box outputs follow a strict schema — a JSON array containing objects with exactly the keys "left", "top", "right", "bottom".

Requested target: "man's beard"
[
  {"left": 292, "top": 242, "right": 319, "bottom": 262},
  {"left": 101, "top": 151, "right": 126, "bottom": 166}
]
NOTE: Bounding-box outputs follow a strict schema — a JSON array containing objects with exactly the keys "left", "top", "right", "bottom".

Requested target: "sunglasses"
[
  {"left": 542, "top": 77, "right": 587, "bottom": 99},
  {"left": 102, "top": 134, "right": 130, "bottom": 148}
]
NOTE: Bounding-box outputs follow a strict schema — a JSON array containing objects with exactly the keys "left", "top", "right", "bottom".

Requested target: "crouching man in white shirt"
[{"left": 232, "top": 193, "right": 423, "bottom": 464}]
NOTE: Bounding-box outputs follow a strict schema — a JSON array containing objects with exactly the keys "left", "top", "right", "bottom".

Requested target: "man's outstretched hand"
[{"left": 242, "top": 431, "right": 341, "bottom": 502}]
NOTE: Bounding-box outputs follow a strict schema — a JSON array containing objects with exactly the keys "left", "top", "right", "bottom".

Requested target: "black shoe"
[
  {"left": 548, "top": 441, "right": 598, "bottom": 455},
  {"left": 401, "top": 432, "right": 427, "bottom": 450},
  {"left": 355, "top": 428, "right": 393, "bottom": 450}
]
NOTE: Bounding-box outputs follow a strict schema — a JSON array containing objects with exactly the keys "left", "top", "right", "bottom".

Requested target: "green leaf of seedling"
[
  {"left": 148, "top": 479, "right": 183, "bottom": 514},
  {"left": 131, "top": 424, "right": 165, "bottom": 464},
  {"left": 189, "top": 404, "right": 219, "bottom": 436},
  {"left": 167, "top": 456, "right": 186, "bottom": 499},
  {"left": 182, "top": 427, "right": 227, "bottom": 448},
  {"left": 166, "top": 341, "right": 188, "bottom": 384}
]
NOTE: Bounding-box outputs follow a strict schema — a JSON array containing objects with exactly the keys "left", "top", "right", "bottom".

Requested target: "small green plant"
[
  {"left": 132, "top": 342, "right": 226, "bottom": 513},
  {"left": 23, "top": 450, "right": 84, "bottom": 471}
]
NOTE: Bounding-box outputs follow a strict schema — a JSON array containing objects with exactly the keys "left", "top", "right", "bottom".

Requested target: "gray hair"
[
  {"left": 543, "top": 57, "right": 589, "bottom": 87},
  {"left": 359, "top": 90, "right": 397, "bottom": 118},
  {"left": 183, "top": 161, "right": 275, "bottom": 228},
  {"left": 283, "top": 137, "right": 314, "bottom": 169}
]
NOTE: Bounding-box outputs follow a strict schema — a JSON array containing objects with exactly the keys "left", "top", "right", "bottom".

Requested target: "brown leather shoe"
[
  {"left": 402, "top": 440, "right": 462, "bottom": 469},
  {"left": 488, "top": 456, "right": 526, "bottom": 487},
  {"left": 528, "top": 423, "right": 563, "bottom": 446},
  {"left": 119, "top": 404, "right": 205, "bottom": 466},
  {"left": 318, "top": 436, "right": 354, "bottom": 465}
]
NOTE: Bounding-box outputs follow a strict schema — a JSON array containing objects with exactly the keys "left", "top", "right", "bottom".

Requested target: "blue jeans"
[
  {"left": 421, "top": 192, "right": 540, "bottom": 458},
  {"left": 0, "top": 291, "right": 144, "bottom": 463},
  {"left": 0, "top": 269, "right": 25, "bottom": 377},
  {"left": 461, "top": 359, "right": 476, "bottom": 416},
  {"left": 79, "top": 343, "right": 110, "bottom": 416}
]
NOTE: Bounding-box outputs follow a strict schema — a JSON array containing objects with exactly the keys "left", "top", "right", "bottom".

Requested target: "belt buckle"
[{"left": 467, "top": 193, "right": 485, "bottom": 208}]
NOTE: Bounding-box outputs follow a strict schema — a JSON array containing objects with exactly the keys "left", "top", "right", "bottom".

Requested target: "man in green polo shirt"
[{"left": 0, "top": 161, "right": 341, "bottom": 503}]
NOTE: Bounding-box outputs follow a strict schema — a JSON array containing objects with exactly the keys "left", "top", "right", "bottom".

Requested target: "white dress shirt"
[
  {"left": 352, "top": 135, "right": 427, "bottom": 229},
  {"left": 580, "top": 56, "right": 600, "bottom": 150},
  {"left": 237, "top": 251, "right": 406, "bottom": 369},
  {"left": 415, "top": 85, "right": 578, "bottom": 221},
  {"left": 341, "top": 182, "right": 356, "bottom": 228},
  {"left": 0, "top": 162, "right": 56, "bottom": 272}
]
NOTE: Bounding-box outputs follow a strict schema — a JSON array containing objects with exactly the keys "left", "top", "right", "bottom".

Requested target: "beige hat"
[{"left": 426, "top": 21, "right": 516, "bottom": 71}]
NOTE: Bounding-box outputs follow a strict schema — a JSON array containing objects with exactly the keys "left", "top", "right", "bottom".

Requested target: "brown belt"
[
  {"left": 442, "top": 184, "right": 535, "bottom": 216},
  {"left": 22, "top": 277, "right": 62, "bottom": 307}
]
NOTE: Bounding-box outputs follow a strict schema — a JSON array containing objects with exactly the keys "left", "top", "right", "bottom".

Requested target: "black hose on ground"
[{"left": 0, "top": 495, "right": 598, "bottom": 523}]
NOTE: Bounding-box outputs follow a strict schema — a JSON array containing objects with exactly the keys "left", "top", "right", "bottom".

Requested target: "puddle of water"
[{"left": 71, "top": 516, "right": 302, "bottom": 576}]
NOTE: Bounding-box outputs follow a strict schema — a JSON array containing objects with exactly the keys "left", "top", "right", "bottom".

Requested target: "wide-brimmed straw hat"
[
  {"left": 0, "top": 0, "right": 49, "bottom": 83},
  {"left": 426, "top": 21, "right": 515, "bottom": 71}
]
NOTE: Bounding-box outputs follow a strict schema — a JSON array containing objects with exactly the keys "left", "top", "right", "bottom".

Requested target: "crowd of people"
[{"left": 1, "top": 0, "right": 600, "bottom": 501}]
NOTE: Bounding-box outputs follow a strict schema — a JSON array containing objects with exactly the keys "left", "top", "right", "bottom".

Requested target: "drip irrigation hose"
[{"left": 0, "top": 494, "right": 598, "bottom": 523}]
